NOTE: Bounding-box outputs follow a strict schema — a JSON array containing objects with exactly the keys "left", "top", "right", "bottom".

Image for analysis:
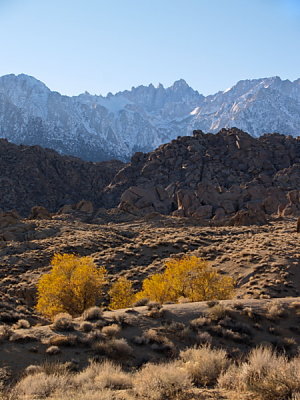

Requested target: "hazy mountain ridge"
[{"left": 0, "top": 74, "right": 299, "bottom": 161}]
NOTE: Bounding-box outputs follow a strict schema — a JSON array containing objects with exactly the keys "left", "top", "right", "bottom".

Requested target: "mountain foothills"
[
  {"left": 0, "top": 74, "right": 300, "bottom": 161},
  {"left": 1, "top": 128, "right": 300, "bottom": 223}
]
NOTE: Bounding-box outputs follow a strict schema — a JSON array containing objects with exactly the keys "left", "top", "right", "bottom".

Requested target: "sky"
[{"left": 0, "top": 0, "right": 299, "bottom": 96}]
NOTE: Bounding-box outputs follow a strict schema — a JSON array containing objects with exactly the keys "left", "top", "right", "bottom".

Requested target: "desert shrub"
[
  {"left": 179, "top": 344, "right": 229, "bottom": 386},
  {"left": 24, "top": 365, "right": 44, "bottom": 375},
  {"left": 207, "top": 304, "right": 228, "bottom": 321},
  {"left": 266, "top": 302, "right": 288, "bottom": 320},
  {"left": 52, "top": 313, "right": 74, "bottom": 331},
  {"left": 9, "top": 331, "right": 38, "bottom": 343},
  {"left": 133, "top": 297, "right": 149, "bottom": 307},
  {"left": 218, "top": 364, "right": 241, "bottom": 390},
  {"left": 49, "top": 334, "right": 77, "bottom": 347},
  {"left": 135, "top": 256, "right": 234, "bottom": 304},
  {"left": 82, "top": 306, "right": 103, "bottom": 321},
  {"left": 93, "top": 338, "right": 133, "bottom": 358},
  {"left": 14, "top": 319, "right": 30, "bottom": 329},
  {"left": 219, "top": 346, "right": 300, "bottom": 400},
  {"left": 101, "top": 324, "right": 120, "bottom": 338},
  {"left": 147, "top": 301, "right": 162, "bottom": 310},
  {"left": 190, "top": 316, "right": 211, "bottom": 330},
  {"left": 73, "top": 361, "right": 132, "bottom": 390},
  {"left": 0, "top": 325, "right": 12, "bottom": 342},
  {"left": 13, "top": 371, "right": 69, "bottom": 398},
  {"left": 133, "top": 361, "right": 193, "bottom": 400},
  {"left": 79, "top": 321, "right": 93, "bottom": 332},
  {"left": 108, "top": 277, "right": 135, "bottom": 310},
  {"left": 245, "top": 354, "right": 300, "bottom": 399},
  {"left": 197, "top": 331, "right": 213, "bottom": 345},
  {"left": 80, "top": 330, "right": 105, "bottom": 346},
  {"left": 36, "top": 254, "right": 107, "bottom": 318}
]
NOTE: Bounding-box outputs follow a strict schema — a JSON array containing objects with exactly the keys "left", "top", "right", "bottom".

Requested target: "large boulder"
[
  {"left": 119, "top": 186, "right": 173, "bottom": 215},
  {"left": 28, "top": 206, "right": 52, "bottom": 220},
  {"left": 0, "top": 211, "right": 35, "bottom": 242},
  {"left": 229, "top": 209, "right": 268, "bottom": 226}
]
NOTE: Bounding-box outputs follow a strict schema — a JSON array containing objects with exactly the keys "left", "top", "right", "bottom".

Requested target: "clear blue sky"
[{"left": 0, "top": 0, "right": 299, "bottom": 96}]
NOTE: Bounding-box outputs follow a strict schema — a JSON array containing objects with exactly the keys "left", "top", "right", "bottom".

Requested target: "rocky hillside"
[
  {"left": 0, "top": 74, "right": 300, "bottom": 161},
  {"left": 106, "top": 128, "right": 300, "bottom": 222},
  {"left": 0, "top": 139, "right": 123, "bottom": 215},
  {"left": 2, "top": 128, "right": 300, "bottom": 221}
]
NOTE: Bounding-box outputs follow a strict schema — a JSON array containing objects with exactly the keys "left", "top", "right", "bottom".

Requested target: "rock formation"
[
  {"left": 105, "top": 128, "right": 300, "bottom": 223},
  {"left": 0, "top": 139, "right": 124, "bottom": 215},
  {"left": 2, "top": 128, "right": 300, "bottom": 224}
]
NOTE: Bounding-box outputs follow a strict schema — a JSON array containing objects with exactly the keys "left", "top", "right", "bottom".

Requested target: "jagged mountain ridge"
[{"left": 0, "top": 74, "right": 299, "bottom": 161}]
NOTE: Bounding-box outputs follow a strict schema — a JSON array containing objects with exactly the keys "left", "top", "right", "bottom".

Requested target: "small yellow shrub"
[
  {"left": 36, "top": 254, "right": 107, "bottom": 318},
  {"left": 135, "top": 256, "right": 234, "bottom": 303},
  {"left": 108, "top": 277, "right": 135, "bottom": 310}
]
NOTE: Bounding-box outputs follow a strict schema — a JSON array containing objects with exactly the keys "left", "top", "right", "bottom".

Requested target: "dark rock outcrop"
[
  {"left": 0, "top": 139, "right": 124, "bottom": 216},
  {"left": 105, "top": 128, "right": 300, "bottom": 223},
  {"left": 2, "top": 128, "right": 300, "bottom": 224}
]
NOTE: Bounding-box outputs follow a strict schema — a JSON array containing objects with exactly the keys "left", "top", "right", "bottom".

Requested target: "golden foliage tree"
[
  {"left": 36, "top": 254, "right": 107, "bottom": 318},
  {"left": 135, "top": 256, "right": 234, "bottom": 303},
  {"left": 108, "top": 277, "right": 135, "bottom": 310}
]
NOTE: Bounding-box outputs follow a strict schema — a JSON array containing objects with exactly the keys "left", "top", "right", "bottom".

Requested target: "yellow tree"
[
  {"left": 36, "top": 254, "right": 107, "bottom": 318},
  {"left": 108, "top": 277, "right": 135, "bottom": 310},
  {"left": 135, "top": 273, "right": 171, "bottom": 303},
  {"left": 135, "top": 256, "right": 234, "bottom": 303}
]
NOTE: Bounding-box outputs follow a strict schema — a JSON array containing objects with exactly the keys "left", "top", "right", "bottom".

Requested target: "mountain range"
[{"left": 0, "top": 74, "right": 299, "bottom": 161}]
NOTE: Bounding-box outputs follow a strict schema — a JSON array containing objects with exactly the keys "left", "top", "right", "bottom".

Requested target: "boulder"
[
  {"left": 229, "top": 209, "right": 268, "bottom": 226},
  {"left": 119, "top": 186, "right": 173, "bottom": 216},
  {"left": 0, "top": 211, "right": 36, "bottom": 242},
  {"left": 0, "top": 210, "right": 20, "bottom": 228},
  {"left": 191, "top": 205, "right": 213, "bottom": 219},
  {"left": 75, "top": 200, "right": 94, "bottom": 213},
  {"left": 28, "top": 206, "right": 52, "bottom": 220}
]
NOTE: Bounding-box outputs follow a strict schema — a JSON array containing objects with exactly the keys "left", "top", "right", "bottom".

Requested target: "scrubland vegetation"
[
  {"left": 1, "top": 345, "right": 300, "bottom": 400},
  {"left": 1, "top": 219, "right": 299, "bottom": 400}
]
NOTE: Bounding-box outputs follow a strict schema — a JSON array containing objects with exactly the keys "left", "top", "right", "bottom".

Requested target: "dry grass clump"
[
  {"left": 79, "top": 329, "right": 105, "bottom": 346},
  {"left": 197, "top": 331, "right": 213, "bottom": 345},
  {"left": 24, "top": 365, "right": 44, "bottom": 375},
  {"left": 79, "top": 321, "right": 93, "bottom": 332},
  {"left": 74, "top": 361, "right": 132, "bottom": 390},
  {"left": 13, "top": 319, "right": 30, "bottom": 329},
  {"left": 101, "top": 324, "right": 121, "bottom": 338},
  {"left": 133, "top": 297, "right": 149, "bottom": 307},
  {"left": 13, "top": 371, "right": 69, "bottom": 399},
  {"left": 133, "top": 361, "right": 193, "bottom": 400},
  {"left": 179, "top": 344, "right": 229, "bottom": 387},
  {"left": 266, "top": 302, "right": 288, "bottom": 320},
  {"left": 0, "top": 325, "right": 12, "bottom": 342},
  {"left": 218, "top": 346, "right": 300, "bottom": 400},
  {"left": 93, "top": 338, "right": 133, "bottom": 359},
  {"left": 190, "top": 316, "right": 211, "bottom": 330},
  {"left": 82, "top": 306, "right": 103, "bottom": 321},
  {"left": 142, "top": 328, "right": 174, "bottom": 353},
  {"left": 49, "top": 334, "right": 77, "bottom": 347},
  {"left": 52, "top": 313, "right": 74, "bottom": 331},
  {"left": 9, "top": 331, "right": 38, "bottom": 343},
  {"left": 207, "top": 304, "right": 228, "bottom": 321}
]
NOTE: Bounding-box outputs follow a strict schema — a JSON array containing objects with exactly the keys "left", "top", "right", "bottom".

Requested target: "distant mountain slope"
[{"left": 0, "top": 74, "right": 299, "bottom": 161}]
